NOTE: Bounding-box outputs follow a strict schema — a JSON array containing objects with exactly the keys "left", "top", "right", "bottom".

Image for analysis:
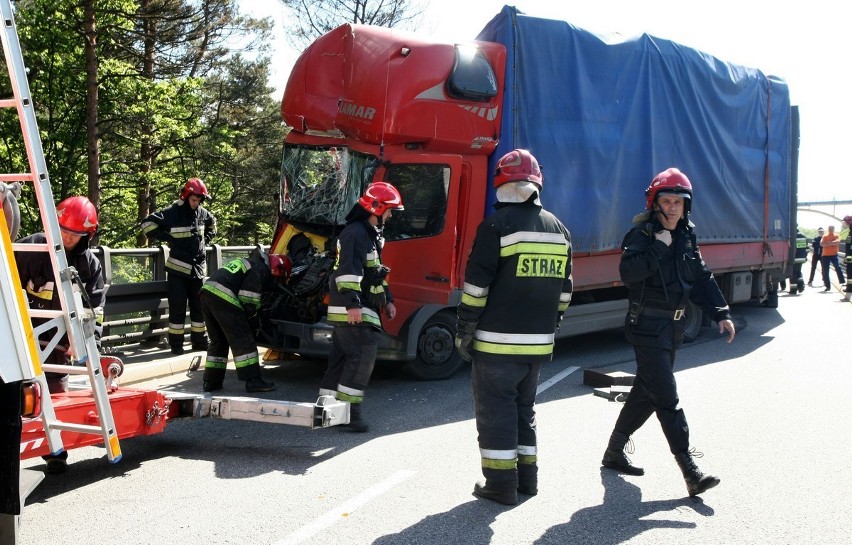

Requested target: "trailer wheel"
[
  {"left": 682, "top": 300, "right": 703, "bottom": 343},
  {"left": 404, "top": 311, "right": 466, "bottom": 381}
]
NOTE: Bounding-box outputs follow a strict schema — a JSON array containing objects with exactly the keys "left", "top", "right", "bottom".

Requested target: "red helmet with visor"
[
  {"left": 358, "top": 182, "right": 404, "bottom": 216},
  {"left": 57, "top": 196, "right": 98, "bottom": 236},
  {"left": 180, "top": 177, "right": 210, "bottom": 201},
  {"left": 645, "top": 167, "right": 693, "bottom": 212}
]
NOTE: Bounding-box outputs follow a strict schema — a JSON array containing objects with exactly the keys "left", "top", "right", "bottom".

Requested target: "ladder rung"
[
  {"left": 0, "top": 172, "right": 35, "bottom": 182},
  {"left": 41, "top": 364, "right": 90, "bottom": 376},
  {"left": 28, "top": 308, "right": 64, "bottom": 319},
  {"left": 49, "top": 421, "right": 107, "bottom": 435},
  {"left": 11, "top": 242, "right": 51, "bottom": 252},
  {"left": 0, "top": 98, "right": 17, "bottom": 108}
]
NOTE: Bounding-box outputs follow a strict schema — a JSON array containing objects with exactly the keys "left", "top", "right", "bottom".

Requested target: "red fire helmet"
[
  {"left": 358, "top": 182, "right": 404, "bottom": 216},
  {"left": 180, "top": 177, "right": 210, "bottom": 201},
  {"left": 269, "top": 254, "right": 293, "bottom": 279},
  {"left": 493, "top": 149, "right": 542, "bottom": 189},
  {"left": 57, "top": 196, "right": 98, "bottom": 236},
  {"left": 645, "top": 167, "right": 693, "bottom": 212}
]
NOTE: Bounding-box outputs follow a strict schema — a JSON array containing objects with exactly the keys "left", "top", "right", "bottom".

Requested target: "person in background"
[
  {"left": 600, "top": 168, "right": 735, "bottom": 497},
  {"left": 15, "top": 196, "right": 104, "bottom": 473},
  {"left": 807, "top": 227, "right": 823, "bottom": 287},
  {"left": 319, "top": 182, "right": 404, "bottom": 433},
  {"left": 456, "top": 149, "right": 573, "bottom": 506},
  {"left": 199, "top": 249, "right": 290, "bottom": 393},
  {"left": 843, "top": 216, "right": 852, "bottom": 297},
  {"left": 790, "top": 228, "right": 807, "bottom": 294},
  {"left": 141, "top": 178, "right": 216, "bottom": 355},
  {"left": 819, "top": 225, "right": 845, "bottom": 292}
]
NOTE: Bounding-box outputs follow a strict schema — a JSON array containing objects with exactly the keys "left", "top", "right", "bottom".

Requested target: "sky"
[{"left": 241, "top": 0, "right": 851, "bottom": 228}]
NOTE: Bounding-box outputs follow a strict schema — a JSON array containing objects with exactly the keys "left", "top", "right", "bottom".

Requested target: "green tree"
[{"left": 279, "top": 0, "right": 425, "bottom": 50}]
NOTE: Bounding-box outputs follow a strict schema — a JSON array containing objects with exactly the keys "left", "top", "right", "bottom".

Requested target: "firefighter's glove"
[
  {"left": 654, "top": 229, "right": 672, "bottom": 246},
  {"left": 455, "top": 320, "right": 476, "bottom": 362},
  {"left": 555, "top": 311, "right": 564, "bottom": 332}
]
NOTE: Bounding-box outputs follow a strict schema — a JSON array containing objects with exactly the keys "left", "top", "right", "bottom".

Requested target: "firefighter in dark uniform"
[
  {"left": 844, "top": 215, "right": 852, "bottom": 296},
  {"left": 15, "top": 196, "right": 105, "bottom": 473},
  {"left": 141, "top": 178, "right": 216, "bottom": 355},
  {"left": 200, "top": 249, "right": 290, "bottom": 392},
  {"left": 601, "top": 168, "right": 736, "bottom": 497},
  {"left": 807, "top": 227, "right": 823, "bottom": 286},
  {"left": 319, "top": 182, "right": 403, "bottom": 433},
  {"left": 456, "top": 149, "right": 573, "bottom": 506},
  {"left": 789, "top": 228, "right": 807, "bottom": 294}
]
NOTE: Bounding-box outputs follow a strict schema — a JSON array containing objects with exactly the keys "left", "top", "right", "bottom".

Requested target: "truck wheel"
[
  {"left": 682, "top": 300, "right": 703, "bottom": 343},
  {"left": 403, "top": 311, "right": 466, "bottom": 381}
]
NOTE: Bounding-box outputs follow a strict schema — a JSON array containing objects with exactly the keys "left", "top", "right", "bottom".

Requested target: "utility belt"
[{"left": 641, "top": 307, "right": 686, "bottom": 321}]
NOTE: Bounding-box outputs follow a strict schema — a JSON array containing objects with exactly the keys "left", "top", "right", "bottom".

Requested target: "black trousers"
[
  {"left": 200, "top": 291, "right": 262, "bottom": 382},
  {"left": 320, "top": 325, "right": 378, "bottom": 403},
  {"left": 807, "top": 253, "right": 821, "bottom": 284},
  {"left": 472, "top": 358, "right": 541, "bottom": 486},
  {"left": 167, "top": 274, "right": 205, "bottom": 347},
  {"left": 614, "top": 344, "right": 690, "bottom": 454}
]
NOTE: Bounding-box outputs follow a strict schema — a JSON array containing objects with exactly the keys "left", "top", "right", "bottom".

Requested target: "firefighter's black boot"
[
  {"left": 346, "top": 403, "right": 369, "bottom": 433},
  {"left": 674, "top": 450, "right": 720, "bottom": 496},
  {"left": 245, "top": 377, "right": 276, "bottom": 393},
  {"left": 202, "top": 381, "right": 223, "bottom": 392},
  {"left": 473, "top": 468, "right": 518, "bottom": 506},
  {"left": 602, "top": 430, "right": 644, "bottom": 476},
  {"left": 518, "top": 462, "right": 538, "bottom": 496}
]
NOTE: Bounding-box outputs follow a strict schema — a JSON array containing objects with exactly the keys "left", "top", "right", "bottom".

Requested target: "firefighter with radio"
[
  {"left": 141, "top": 177, "right": 216, "bottom": 355},
  {"left": 199, "top": 249, "right": 290, "bottom": 392},
  {"left": 319, "top": 181, "right": 403, "bottom": 433},
  {"left": 600, "top": 168, "right": 735, "bottom": 497},
  {"left": 15, "top": 196, "right": 105, "bottom": 473},
  {"left": 456, "top": 149, "right": 573, "bottom": 505}
]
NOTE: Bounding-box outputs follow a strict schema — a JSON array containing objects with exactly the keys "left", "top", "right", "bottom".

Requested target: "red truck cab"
[{"left": 263, "top": 24, "right": 506, "bottom": 379}]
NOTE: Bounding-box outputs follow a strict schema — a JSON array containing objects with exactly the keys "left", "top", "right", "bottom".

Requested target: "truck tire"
[
  {"left": 403, "top": 311, "right": 466, "bottom": 381},
  {"left": 682, "top": 300, "right": 703, "bottom": 343}
]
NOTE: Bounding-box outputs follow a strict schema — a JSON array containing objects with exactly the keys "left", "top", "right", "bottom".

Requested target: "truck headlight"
[{"left": 310, "top": 328, "right": 333, "bottom": 343}]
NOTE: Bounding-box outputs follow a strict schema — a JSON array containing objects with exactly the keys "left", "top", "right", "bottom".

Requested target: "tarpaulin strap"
[{"left": 762, "top": 80, "right": 772, "bottom": 266}]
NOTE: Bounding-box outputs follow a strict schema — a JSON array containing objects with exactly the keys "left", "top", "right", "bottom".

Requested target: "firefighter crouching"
[
  {"left": 319, "top": 182, "right": 404, "bottom": 433},
  {"left": 199, "top": 249, "right": 291, "bottom": 392},
  {"left": 141, "top": 177, "right": 216, "bottom": 355},
  {"left": 456, "top": 149, "right": 573, "bottom": 505}
]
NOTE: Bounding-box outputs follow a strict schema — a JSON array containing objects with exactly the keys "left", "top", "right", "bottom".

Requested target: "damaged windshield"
[{"left": 279, "top": 146, "right": 377, "bottom": 228}]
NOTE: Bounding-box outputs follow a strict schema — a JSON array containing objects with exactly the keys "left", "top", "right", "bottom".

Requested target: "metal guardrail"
[{"left": 93, "top": 244, "right": 268, "bottom": 348}]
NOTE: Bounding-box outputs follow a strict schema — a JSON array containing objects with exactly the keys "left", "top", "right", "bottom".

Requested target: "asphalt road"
[{"left": 18, "top": 283, "right": 852, "bottom": 545}]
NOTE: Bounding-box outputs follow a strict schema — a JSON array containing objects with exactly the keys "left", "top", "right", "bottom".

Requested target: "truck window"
[
  {"left": 279, "top": 146, "right": 376, "bottom": 230},
  {"left": 447, "top": 45, "right": 498, "bottom": 101},
  {"left": 382, "top": 164, "right": 449, "bottom": 241}
]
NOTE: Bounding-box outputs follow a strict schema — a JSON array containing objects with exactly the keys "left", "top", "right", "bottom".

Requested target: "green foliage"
[{"left": 1, "top": 0, "right": 284, "bottom": 247}]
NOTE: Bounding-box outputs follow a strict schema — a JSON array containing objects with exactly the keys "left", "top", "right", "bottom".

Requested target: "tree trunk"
[
  {"left": 83, "top": 0, "right": 100, "bottom": 238},
  {"left": 136, "top": 0, "right": 158, "bottom": 248}
]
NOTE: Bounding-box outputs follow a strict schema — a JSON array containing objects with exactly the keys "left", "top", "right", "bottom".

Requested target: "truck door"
[{"left": 377, "top": 154, "right": 464, "bottom": 336}]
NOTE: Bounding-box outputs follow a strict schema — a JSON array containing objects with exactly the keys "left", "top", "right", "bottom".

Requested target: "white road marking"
[
  {"left": 273, "top": 469, "right": 417, "bottom": 545},
  {"left": 537, "top": 365, "right": 579, "bottom": 394}
]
